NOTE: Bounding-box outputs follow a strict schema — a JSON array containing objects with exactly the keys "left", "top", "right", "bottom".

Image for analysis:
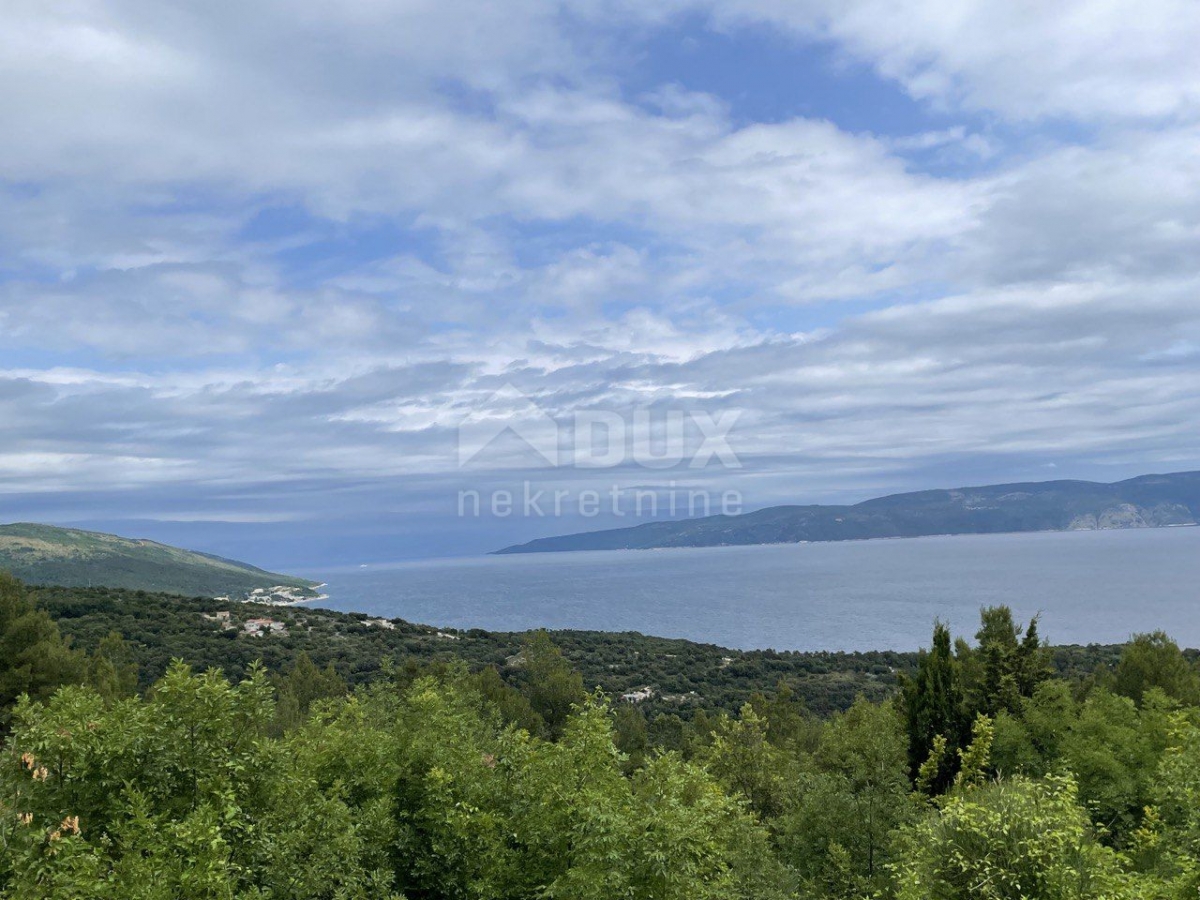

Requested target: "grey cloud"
[{"left": 1, "top": 0, "right": 1199, "bottom": 563}]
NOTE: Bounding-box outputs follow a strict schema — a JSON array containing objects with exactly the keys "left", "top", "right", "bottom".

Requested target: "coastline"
[{"left": 495, "top": 520, "right": 1200, "bottom": 557}]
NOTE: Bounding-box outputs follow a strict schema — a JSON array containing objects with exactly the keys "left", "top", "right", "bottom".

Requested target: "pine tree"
[
  {"left": 0, "top": 572, "right": 86, "bottom": 729},
  {"left": 901, "top": 621, "right": 967, "bottom": 793}
]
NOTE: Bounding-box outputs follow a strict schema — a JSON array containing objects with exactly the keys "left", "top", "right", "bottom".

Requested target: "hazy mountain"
[
  {"left": 0, "top": 523, "right": 319, "bottom": 598},
  {"left": 495, "top": 471, "right": 1200, "bottom": 555}
]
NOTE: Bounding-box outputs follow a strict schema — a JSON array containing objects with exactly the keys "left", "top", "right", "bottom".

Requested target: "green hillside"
[
  {"left": 0, "top": 523, "right": 319, "bottom": 598},
  {"left": 497, "top": 470, "right": 1200, "bottom": 554}
]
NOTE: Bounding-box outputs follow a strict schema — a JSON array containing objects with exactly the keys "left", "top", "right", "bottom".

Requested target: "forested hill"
[
  {"left": 6, "top": 575, "right": 1200, "bottom": 898},
  {"left": 0, "top": 522, "right": 319, "bottom": 598},
  {"left": 496, "top": 470, "right": 1200, "bottom": 554}
]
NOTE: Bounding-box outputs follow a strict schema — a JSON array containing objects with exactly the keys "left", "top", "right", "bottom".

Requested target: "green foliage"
[
  {"left": 966, "top": 606, "right": 1051, "bottom": 717},
  {"left": 749, "top": 682, "right": 820, "bottom": 752},
  {"left": 270, "top": 650, "right": 346, "bottom": 734},
  {"left": 612, "top": 702, "right": 650, "bottom": 770},
  {"left": 696, "top": 703, "right": 793, "bottom": 819},
  {"left": 891, "top": 773, "right": 1131, "bottom": 899},
  {"left": 85, "top": 631, "right": 140, "bottom": 703},
  {"left": 1012, "top": 679, "right": 1078, "bottom": 773},
  {"left": 954, "top": 714, "right": 994, "bottom": 790},
  {"left": 515, "top": 630, "right": 587, "bottom": 739},
  {"left": 509, "top": 696, "right": 788, "bottom": 900},
  {"left": 32, "top": 583, "right": 909, "bottom": 718},
  {"left": 776, "top": 697, "right": 914, "bottom": 894},
  {"left": 901, "top": 621, "right": 968, "bottom": 792},
  {"left": 1141, "top": 714, "right": 1200, "bottom": 895},
  {"left": 7, "top": 576, "right": 1200, "bottom": 899},
  {"left": 472, "top": 664, "right": 544, "bottom": 734},
  {"left": 0, "top": 663, "right": 399, "bottom": 899},
  {"left": 1060, "top": 688, "right": 1174, "bottom": 841},
  {"left": 904, "top": 610, "right": 1060, "bottom": 796},
  {"left": 1114, "top": 631, "right": 1200, "bottom": 707},
  {"left": 916, "top": 733, "right": 951, "bottom": 797},
  {"left": 0, "top": 572, "right": 86, "bottom": 730}
]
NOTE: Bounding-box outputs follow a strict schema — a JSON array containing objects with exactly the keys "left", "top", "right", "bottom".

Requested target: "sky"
[{"left": 2, "top": 0, "right": 1200, "bottom": 570}]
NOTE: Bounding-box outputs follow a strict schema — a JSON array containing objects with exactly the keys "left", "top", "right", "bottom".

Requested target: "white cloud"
[
  {"left": 704, "top": 0, "right": 1200, "bottom": 122},
  {"left": 1, "top": 0, "right": 1199, "bottom": 556}
]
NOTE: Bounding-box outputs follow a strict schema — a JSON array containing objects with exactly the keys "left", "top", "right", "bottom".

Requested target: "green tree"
[
  {"left": 271, "top": 650, "right": 346, "bottom": 733},
  {"left": 391, "top": 669, "right": 522, "bottom": 900},
  {"left": 1060, "top": 687, "right": 1174, "bottom": 842},
  {"left": 749, "top": 681, "right": 817, "bottom": 751},
  {"left": 612, "top": 701, "right": 650, "bottom": 770},
  {"left": 891, "top": 773, "right": 1131, "bottom": 899},
  {"left": 0, "top": 572, "right": 86, "bottom": 729},
  {"left": 695, "top": 704, "right": 792, "bottom": 819},
  {"left": 901, "top": 621, "right": 968, "bottom": 792},
  {"left": 1114, "top": 631, "right": 1200, "bottom": 707},
  {"left": 86, "top": 630, "right": 139, "bottom": 702},
  {"left": 777, "top": 697, "right": 914, "bottom": 893},
  {"left": 987, "top": 678, "right": 1083, "bottom": 780},
  {"left": 515, "top": 696, "right": 789, "bottom": 900},
  {"left": 1142, "top": 714, "right": 1200, "bottom": 896},
  {"left": 519, "top": 629, "right": 586, "bottom": 740},
  {"left": 473, "top": 663, "right": 544, "bottom": 734},
  {"left": 0, "top": 661, "right": 399, "bottom": 899},
  {"left": 968, "top": 606, "right": 1050, "bottom": 718}
]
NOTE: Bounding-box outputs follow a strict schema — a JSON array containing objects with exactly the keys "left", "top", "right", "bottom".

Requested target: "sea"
[{"left": 307, "top": 527, "right": 1200, "bottom": 652}]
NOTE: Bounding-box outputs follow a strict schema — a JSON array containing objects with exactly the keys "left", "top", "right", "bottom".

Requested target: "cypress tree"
[{"left": 901, "top": 620, "right": 967, "bottom": 793}]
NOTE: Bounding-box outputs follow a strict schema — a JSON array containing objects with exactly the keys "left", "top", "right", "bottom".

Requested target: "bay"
[{"left": 309, "top": 527, "right": 1200, "bottom": 652}]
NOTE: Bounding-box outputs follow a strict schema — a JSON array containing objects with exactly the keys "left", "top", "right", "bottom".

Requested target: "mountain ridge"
[
  {"left": 494, "top": 470, "right": 1200, "bottom": 554},
  {"left": 0, "top": 522, "right": 319, "bottom": 598}
]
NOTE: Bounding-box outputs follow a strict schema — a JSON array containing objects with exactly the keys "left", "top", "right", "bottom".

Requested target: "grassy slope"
[{"left": 0, "top": 523, "right": 318, "bottom": 598}]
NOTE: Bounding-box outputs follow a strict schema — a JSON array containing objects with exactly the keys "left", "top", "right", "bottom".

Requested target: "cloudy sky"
[{"left": 2, "top": 1, "right": 1199, "bottom": 568}]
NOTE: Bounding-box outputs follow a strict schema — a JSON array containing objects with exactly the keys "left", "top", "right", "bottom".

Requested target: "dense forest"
[{"left": 4, "top": 570, "right": 1200, "bottom": 898}]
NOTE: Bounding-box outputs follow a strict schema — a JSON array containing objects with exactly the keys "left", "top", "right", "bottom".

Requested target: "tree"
[
  {"left": 695, "top": 704, "right": 791, "bottom": 819},
  {"left": 0, "top": 572, "right": 86, "bottom": 730},
  {"left": 1020, "top": 679, "right": 1078, "bottom": 771},
  {"left": 778, "top": 697, "right": 914, "bottom": 893},
  {"left": 901, "top": 621, "right": 968, "bottom": 792},
  {"left": 518, "top": 629, "right": 586, "bottom": 740},
  {"left": 891, "top": 774, "right": 1131, "bottom": 899},
  {"left": 473, "top": 663, "right": 544, "bottom": 734},
  {"left": 627, "top": 752, "right": 793, "bottom": 900},
  {"left": 515, "top": 697, "right": 789, "bottom": 900},
  {"left": 1, "top": 661, "right": 400, "bottom": 899},
  {"left": 271, "top": 650, "right": 346, "bottom": 733},
  {"left": 1143, "top": 715, "right": 1200, "bottom": 896},
  {"left": 85, "top": 631, "right": 139, "bottom": 702},
  {"left": 1114, "top": 631, "right": 1200, "bottom": 707},
  {"left": 391, "top": 670, "right": 520, "bottom": 900},
  {"left": 964, "top": 606, "right": 1050, "bottom": 719},
  {"left": 985, "top": 678, "right": 1083, "bottom": 780},
  {"left": 749, "top": 681, "right": 817, "bottom": 751},
  {"left": 1060, "top": 687, "right": 1173, "bottom": 842},
  {"left": 612, "top": 702, "right": 650, "bottom": 770}
]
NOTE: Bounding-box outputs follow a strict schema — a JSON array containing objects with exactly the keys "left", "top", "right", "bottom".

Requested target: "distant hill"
[
  {"left": 495, "top": 471, "right": 1200, "bottom": 554},
  {"left": 0, "top": 523, "right": 319, "bottom": 599}
]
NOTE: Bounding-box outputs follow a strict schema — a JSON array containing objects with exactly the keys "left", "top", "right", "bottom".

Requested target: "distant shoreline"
[{"left": 496, "top": 520, "right": 1200, "bottom": 557}]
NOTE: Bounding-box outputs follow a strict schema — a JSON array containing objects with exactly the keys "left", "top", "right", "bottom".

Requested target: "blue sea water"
[{"left": 308, "top": 527, "right": 1200, "bottom": 652}]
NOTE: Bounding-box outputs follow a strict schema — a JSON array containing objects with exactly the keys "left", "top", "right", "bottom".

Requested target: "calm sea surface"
[{"left": 308, "top": 527, "right": 1200, "bottom": 652}]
